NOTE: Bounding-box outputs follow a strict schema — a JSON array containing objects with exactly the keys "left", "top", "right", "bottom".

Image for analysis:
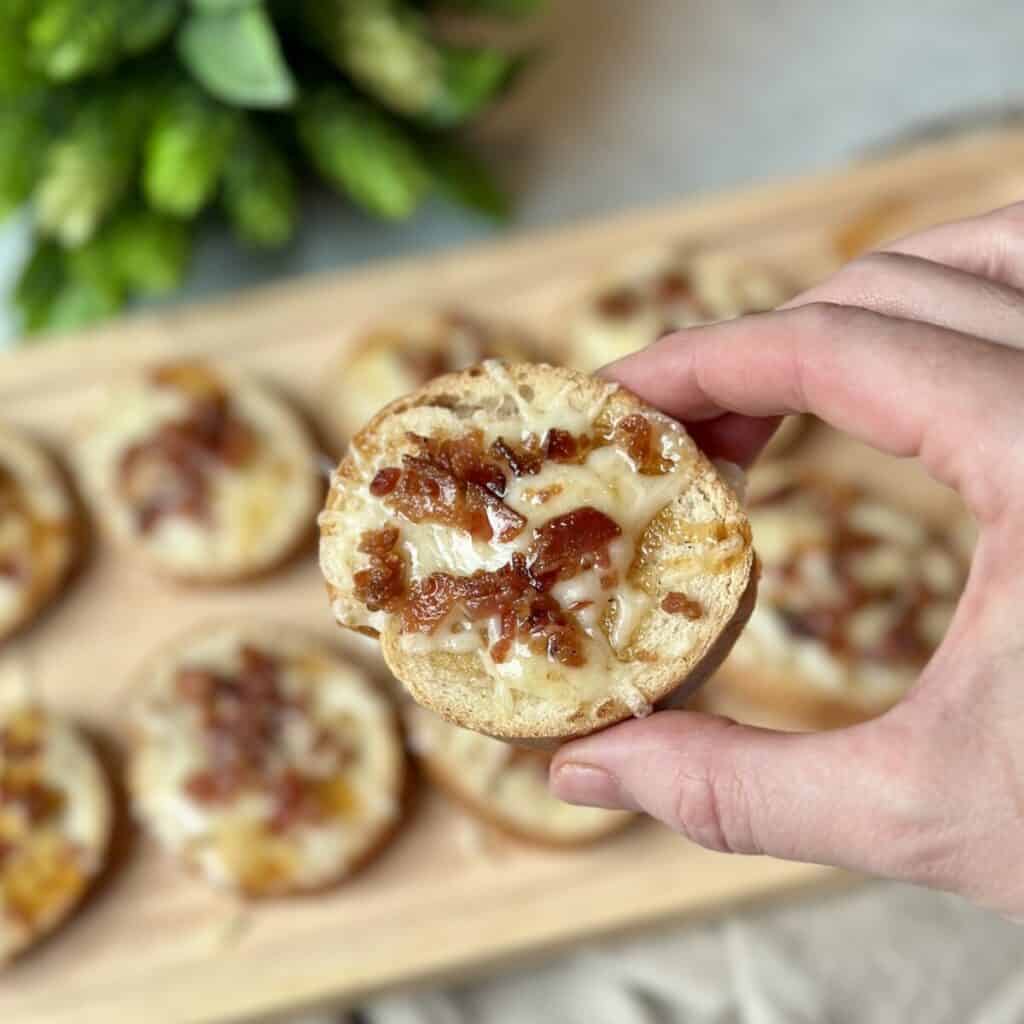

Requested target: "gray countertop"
[{"left": 3, "top": 0, "right": 1024, "bottom": 345}]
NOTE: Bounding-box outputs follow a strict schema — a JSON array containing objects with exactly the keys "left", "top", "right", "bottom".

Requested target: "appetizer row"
[{"left": 0, "top": 622, "right": 631, "bottom": 967}]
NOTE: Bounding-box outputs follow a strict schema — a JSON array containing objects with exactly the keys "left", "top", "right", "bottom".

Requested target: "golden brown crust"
[{"left": 321, "top": 361, "right": 755, "bottom": 744}]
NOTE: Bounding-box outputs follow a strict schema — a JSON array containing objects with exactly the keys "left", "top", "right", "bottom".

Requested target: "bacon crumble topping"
[
  {"left": 357, "top": 416, "right": 693, "bottom": 668},
  {"left": 752, "top": 481, "right": 962, "bottom": 666},
  {"left": 175, "top": 646, "right": 355, "bottom": 831},
  {"left": 116, "top": 368, "right": 259, "bottom": 534}
]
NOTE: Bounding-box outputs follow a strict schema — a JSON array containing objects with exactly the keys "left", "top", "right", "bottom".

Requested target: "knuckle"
[{"left": 669, "top": 728, "right": 761, "bottom": 855}]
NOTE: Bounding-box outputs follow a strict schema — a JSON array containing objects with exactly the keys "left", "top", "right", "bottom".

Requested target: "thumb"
[{"left": 549, "top": 710, "right": 935, "bottom": 878}]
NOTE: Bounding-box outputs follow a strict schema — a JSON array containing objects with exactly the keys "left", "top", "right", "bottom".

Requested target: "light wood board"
[{"left": 0, "top": 126, "right": 1020, "bottom": 1024}]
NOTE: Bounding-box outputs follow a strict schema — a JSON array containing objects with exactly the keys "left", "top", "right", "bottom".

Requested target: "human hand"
[{"left": 550, "top": 202, "right": 1024, "bottom": 915}]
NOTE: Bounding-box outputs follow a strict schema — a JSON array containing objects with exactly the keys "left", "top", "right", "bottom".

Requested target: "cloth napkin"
[{"left": 349, "top": 882, "right": 1024, "bottom": 1024}]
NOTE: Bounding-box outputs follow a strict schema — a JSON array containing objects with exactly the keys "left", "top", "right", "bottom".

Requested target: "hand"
[{"left": 550, "top": 202, "right": 1024, "bottom": 916}]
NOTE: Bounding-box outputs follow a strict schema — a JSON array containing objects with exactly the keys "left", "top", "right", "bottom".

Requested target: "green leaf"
[
  {"left": 431, "top": 47, "right": 518, "bottom": 125},
  {"left": 425, "top": 140, "right": 509, "bottom": 221},
  {"left": 118, "top": 0, "right": 183, "bottom": 56},
  {"left": 222, "top": 125, "right": 297, "bottom": 246},
  {"left": 143, "top": 85, "right": 238, "bottom": 217},
  {"left": 189, "top": 0, "right": 257, "bottom": 9},
  {"left": 36, "top": 90, "right": 147, "bottom": 246},
  {"left": 298, "top": 88, "right": 433, "bottom": 220},
  {"left": 28, "top": 0, "right": 122, "bottom": 82},
  {"left": 104, "top": 208, "right": 193, "bottom": 294},
  {"left": 431, "top": 0, "right": 545, "bottom": 15},
  {"left": 307, "top": 0, "right": 444, "bottom": 118},
  {"left": 0, "top": 103, "right": 49, "bottom": 220},
  {"left": 0, "top": 3, "right": 39, "bottom": 98},
  {"left": 178, "top": 4, "right": 296, "bottom": 108},
  {"left": 14, "top": 240, "right": 67, "bottom": 333},
  {"left": 45, "top": 274, "right": 124, "bottom": 332}
]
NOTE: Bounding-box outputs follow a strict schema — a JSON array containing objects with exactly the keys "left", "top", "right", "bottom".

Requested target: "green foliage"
[
  {"left": 143, "top": 84, "right": 239, "bottom": 217},
  {"left": 28, "top": 0, "right": 123, "bottom": 82},
  {"left": 432, "top": 0, "right": 545, "bottom": 15},
  {"left": 424, "top": 139, "right": 509, "bottom": 221},
  {"left": 2, "top": 0, "right": 540, "bottom": 337},
  {"left": 178, "top": 4, "right": 296, "bottom": 108},
  {"left": 0, "top": 103, "right": 49, "bottom": 220},
  {"left": 298, "top": 88, "right": 433, "bottom": 220},
  {"left": 221, "top": 124, "right": 297, "bottom": 246},
  {"left": 118, "top": 0, "right": 183, "bottom": 56},
  {"left": 36, "top": 89, "right": 148, "bottom": 245}
]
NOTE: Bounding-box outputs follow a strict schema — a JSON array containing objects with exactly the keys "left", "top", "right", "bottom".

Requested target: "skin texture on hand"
[{"left": 549, "top": 202, "right": 1024, "bottom": 917}]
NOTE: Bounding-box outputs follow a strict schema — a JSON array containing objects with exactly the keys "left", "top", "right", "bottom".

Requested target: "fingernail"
[{"left": 551, "top": 762, "right": 634, "bottom": 810}]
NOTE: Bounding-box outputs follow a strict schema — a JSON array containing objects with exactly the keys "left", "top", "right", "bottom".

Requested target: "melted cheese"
[{"left": 129, "top": 626, "right": 403, "bottom": 895}]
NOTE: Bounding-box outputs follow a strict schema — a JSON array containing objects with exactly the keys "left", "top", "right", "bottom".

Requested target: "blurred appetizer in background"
[
  {"left": 320, "top": 362, "right": 755, "bottom": 745},
  {"left": 405, "top": 703, "right": 633, "bottom": 846},
  {"left": 0, "top": 697, "right": 112, "bottom": 965},
  {"left": 564, "top": 244, "right": 806, "bottom": 456},
  {"left": 0, "top": 426, "right": 78, "bottom": 644},
  {"left": 697, "top": 463, "right": 967, "bottom": 731},
  {"left": 76, "top": 363, "right": 321, "bottom": 583},
  {"left": 128, "top": 623, "right": 405, "bottom": 898},
  {"left": 324, "top": 310, "right": 538, "bottom": 446}
]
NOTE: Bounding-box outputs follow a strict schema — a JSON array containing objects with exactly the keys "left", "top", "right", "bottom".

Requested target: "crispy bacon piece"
[
  {"left": 176, "top": 646, "right": 353, "bottom": 824},
  {"left": 528, "top": 507, "right": 622, "bottom": 589},
  {"left": 117, "top": 391, "right": 258, "bottom": 533},
  {"left": 353, "top": 526, "right": 406, "bottom": 612},
  {"left": 375, "top": 432, "right": 525, "bottom": 543}
]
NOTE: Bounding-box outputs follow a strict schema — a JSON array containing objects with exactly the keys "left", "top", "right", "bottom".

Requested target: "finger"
[
  {"left": 550, "top": 710, "right": 951, "bottom": 883},
  {"left": 880, "top": 201, "right": 1024, "bottom": 292},
  {"left": 606, "top": 304, "right": 1024, "bottom": 523},
  {"left": 781, "top": 250, "right": 1024, "bottom": 351}
]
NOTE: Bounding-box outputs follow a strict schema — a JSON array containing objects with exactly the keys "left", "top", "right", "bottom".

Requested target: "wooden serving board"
[{"left": 0, "top": 126, "right": 1021, "bottom": 1024}]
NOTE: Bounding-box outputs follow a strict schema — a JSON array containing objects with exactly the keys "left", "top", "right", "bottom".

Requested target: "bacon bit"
[
  {"left": 177, "top": 647, "right": 354, "bottom": 825},
  {"left": 373, "top": 432, "right": 525, "bottom": 543},
  {"left": 596, "top": 287, "right": 642, "bottom": 319},
  {"left": 0, "top": 557, "right": 24, "bottom": 582},
  {"left": 528, "top": 507, "right": 622, "bottom": 589},
  {"left": 354, "top": 526, "right": 406, "bottom": 612},
  {"left": 614, "top": 414, "right": 674, "bottom": 475},
  {"left": 118, "top": 392, "right": 258, "bottom": 533},
  {"left": 661, "top": 592, "right": 703, "bottom": 619},
  {"left": 492, "top": 436, "right": 544, "bottom": 477},
  {"left": 544, "top": 428, "right": 580, "bottom": 463},
  {"left": 0, "top": 775, "right": 65, "bottom": 825},
  {"left": 600, "top": 572, "right": 619, "bottom": 588},
  {"left": 654, "top": 269, "right": 693, "bottom": 303},
  {"left": 370, "top": 467, "right": 401, "bottom": 496}
]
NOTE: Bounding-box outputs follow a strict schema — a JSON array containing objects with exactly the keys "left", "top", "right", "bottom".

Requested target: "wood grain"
[{"left": 0, "top": 125, "right": 1017, "bottom": 1024}]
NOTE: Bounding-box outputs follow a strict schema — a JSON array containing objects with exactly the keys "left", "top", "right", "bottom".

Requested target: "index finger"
[{"left": 606, "top": 303, "right": 1024, "bottom": 524}]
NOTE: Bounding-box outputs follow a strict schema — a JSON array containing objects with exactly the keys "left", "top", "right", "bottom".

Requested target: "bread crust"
[
  {"left": 321, "top": 361, "right": 756, "bottom": 743},
  {"left": 404, "top": 705, "right": 633, "bottom": 846}
]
